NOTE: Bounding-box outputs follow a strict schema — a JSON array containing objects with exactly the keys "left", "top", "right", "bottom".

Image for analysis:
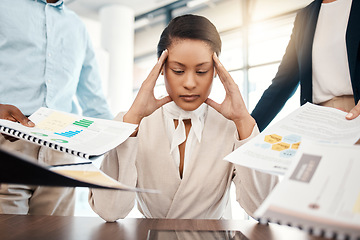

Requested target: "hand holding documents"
[
  {"left": 254, "top": 141, "right": 360, "bottom": 240},
  {"left": 0, "top": 107, "right": 137, "bottom": 159},
  {"left": 224, "top": 103, "right": 360, "bottom": 175}
]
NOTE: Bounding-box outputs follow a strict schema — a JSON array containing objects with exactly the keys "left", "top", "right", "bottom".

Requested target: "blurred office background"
[{"left": 65, "top": 0, "right": 313, "bottom": 219}]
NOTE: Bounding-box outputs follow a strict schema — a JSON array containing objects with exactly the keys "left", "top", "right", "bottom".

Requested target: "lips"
[{"left": 180, "top": 94, "right": 200, "bottom": 102}]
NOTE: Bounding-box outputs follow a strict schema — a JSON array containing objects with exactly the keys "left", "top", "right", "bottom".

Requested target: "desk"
[{"left": 0, "top": 214, "right": 327, "bottom": 240}]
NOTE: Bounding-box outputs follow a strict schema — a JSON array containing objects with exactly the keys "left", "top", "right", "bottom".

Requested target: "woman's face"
[{"left": 163, "top": 39, "right": 215, "bottom": 111}]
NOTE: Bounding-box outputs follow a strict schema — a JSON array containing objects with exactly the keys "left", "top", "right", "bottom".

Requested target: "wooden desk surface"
[{"left": 0, "top": 214, "right": 327, "bottom": 240}]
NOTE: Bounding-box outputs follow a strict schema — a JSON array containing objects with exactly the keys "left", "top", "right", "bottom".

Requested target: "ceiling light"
[{"left": 186, "top": 0, "right": 211, "bottom": 8}]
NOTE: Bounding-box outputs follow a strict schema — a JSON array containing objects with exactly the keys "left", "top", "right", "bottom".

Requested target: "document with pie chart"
[{"left": 224, "top": 103, "right": 360, "bottom": 175}]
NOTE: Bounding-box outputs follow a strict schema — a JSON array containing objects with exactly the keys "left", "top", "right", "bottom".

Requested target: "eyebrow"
[{"left": 168, "top": 61, "right": 212, "bottom": 67}]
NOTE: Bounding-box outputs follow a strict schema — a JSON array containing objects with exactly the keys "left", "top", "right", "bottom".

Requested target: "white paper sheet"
[
  {"left": 254, "top": 141, "right": 360, "bottom": 239},
  {"left": 224, "top": 103, "right": 360, "bottom": 175}
]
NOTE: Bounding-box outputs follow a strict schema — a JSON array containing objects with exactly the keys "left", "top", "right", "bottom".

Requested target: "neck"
[
  {"left": 47, "top": 0, "right": 59, "bottom": 3},
  {"left": 323, "top": 0, "right": 337, "bottom": 3}
]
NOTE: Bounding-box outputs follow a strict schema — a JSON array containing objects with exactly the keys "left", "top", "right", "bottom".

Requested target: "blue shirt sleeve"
[{"left": 75, "top": 28, "right": 113, "bottom": 120}]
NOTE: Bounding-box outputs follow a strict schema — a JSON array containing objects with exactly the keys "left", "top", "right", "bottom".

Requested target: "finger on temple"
[
  {"left": 212, "top": 53, "right": 236, "bottom": 91},
  {"left": 145, "top": 50, "right": 168, "bottom": 87}
]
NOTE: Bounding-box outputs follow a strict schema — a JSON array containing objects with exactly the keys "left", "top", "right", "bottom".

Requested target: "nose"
[{"left": 183, "top": 72, "right": 196, "bottom": 90}]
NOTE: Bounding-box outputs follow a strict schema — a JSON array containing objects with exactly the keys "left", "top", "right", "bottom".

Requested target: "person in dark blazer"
[{"left": 251, "top": 0, "right": 360, "bottom": 131}]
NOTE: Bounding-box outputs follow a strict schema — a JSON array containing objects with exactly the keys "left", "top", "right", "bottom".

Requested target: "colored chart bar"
[
  {"left": 73, "top": 119, "right": 94, "bottom": 128},
  {"left": 54, "top": 130, "right": 83, "bottom": 138}
]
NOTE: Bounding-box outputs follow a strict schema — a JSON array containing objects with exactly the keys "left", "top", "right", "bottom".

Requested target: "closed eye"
[
  {"left": 197, "top": 71, "right": 209, "bottom": 74},
  {"left": 172, "top": 69, "right": 184, "bottom": 74}
]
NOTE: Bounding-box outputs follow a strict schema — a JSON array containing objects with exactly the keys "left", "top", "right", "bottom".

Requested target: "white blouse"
[
  {"left": 89, "top": 106, "right": 278, "bottom": 222},
  {"left": 312, "top": 0, "right": 353, "bottom": 104}
]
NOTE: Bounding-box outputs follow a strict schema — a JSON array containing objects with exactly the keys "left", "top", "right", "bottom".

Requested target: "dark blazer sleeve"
[{"left": 251, "top": 13, "right": 303, "bottom": 131}]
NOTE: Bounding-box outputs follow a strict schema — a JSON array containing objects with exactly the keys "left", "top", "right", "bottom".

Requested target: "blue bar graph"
[{"left": 54, "top": 130, "right": 83, "bottom": 138}]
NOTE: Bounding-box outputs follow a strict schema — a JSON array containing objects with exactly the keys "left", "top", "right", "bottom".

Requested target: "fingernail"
[
  {"left": 216, "top": 56, "right": 223, "bottom": 66},
  {"left": 28, "top": 120, "right": 35, "bottom": 127},
  {"left": 214, "top": 52, "right": 219, "bottom": 60},
  {"left": 346, "top": 112, "right": 353, "bottom": 118},
  {"left": 158, "top": 50, "right": 167, "bottom": 63}
]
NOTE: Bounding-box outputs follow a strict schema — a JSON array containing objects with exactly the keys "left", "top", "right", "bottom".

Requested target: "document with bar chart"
[{"left": 0, "top": 107, "right": 137, "bottom": 159}]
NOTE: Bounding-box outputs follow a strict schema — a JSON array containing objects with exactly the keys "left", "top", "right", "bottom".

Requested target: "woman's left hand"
[{"left": 205, "top": 53, "right": 256, "bottom": 139}]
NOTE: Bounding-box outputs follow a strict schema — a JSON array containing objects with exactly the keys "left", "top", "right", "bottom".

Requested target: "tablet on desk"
[{"left": 147, "top": 230, "right": 249, "bottom": 240}]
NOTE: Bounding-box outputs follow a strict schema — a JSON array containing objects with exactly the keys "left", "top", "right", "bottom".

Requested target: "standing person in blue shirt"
[
  {"left": 251, "top": 0, "right": 360, "bottom": 131},
  {"left": 0, "top": 0, "right": 113, "bottom": 216}
]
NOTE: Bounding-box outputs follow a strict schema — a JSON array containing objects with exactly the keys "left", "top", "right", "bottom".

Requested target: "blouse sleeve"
[
  {"left": 88, "top": 113, "right": 138, "bottom": 222},
  {"left": 232, "top": 124, "right": 279, "bottom": 217}
]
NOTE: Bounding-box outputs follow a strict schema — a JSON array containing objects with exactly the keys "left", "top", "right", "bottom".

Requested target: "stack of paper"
[{"left": 224, "top": 103, "right": 360, "bottom": 175}]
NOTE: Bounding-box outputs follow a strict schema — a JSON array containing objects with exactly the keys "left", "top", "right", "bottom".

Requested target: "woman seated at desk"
[{"left": 89, "top": 14, "right": 278, "bottom": 222}]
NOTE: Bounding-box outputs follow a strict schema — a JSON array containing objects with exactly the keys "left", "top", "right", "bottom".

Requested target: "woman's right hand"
[{"left": 123, "top": 49, "right": 172, "bottom": 125}]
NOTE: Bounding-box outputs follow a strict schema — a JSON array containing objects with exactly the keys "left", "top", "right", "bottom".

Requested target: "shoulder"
[
  {"left": 206, "top": 106, "right": 236, "bottom": 131},
  {"left": 63, "top": 5, "right": 82, "bottom": 21},
  {"left": 291, "top": 0, "right": 321, "bottom": 35},
  {"left": 297, "top": 0, "right": 321, "bottom": 18},
  {"left": 143, "top": 107, "right": 163, "bottom": 123},
  {"left": 138, "top": 107, "right": 164, "bottom": 134},
  {"left": 207, "top": 106, "right": 231, "bottom": 123},
  {"left": 62, "top": 5, "right": 88, "bottom": 33}
]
